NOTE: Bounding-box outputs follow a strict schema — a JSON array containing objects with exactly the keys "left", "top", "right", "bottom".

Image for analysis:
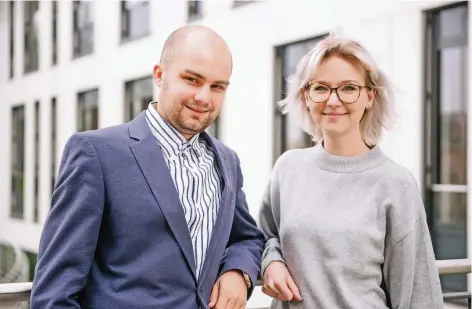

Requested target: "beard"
[{"left": 170, "top": 99, "right": 216, "bottom": 136}]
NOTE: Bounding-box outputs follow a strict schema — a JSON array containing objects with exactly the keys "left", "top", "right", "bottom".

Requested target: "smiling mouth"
[
  {"left": 185, "top": 105, "right": 209, "bottom": 114},
  {"left": 323, "top": 113, "right": 348, "bottom": 116}
]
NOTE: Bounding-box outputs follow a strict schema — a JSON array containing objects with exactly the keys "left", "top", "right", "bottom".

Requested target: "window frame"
[{"left": 423, "top": 1, "right": 469, "bottom": 294}]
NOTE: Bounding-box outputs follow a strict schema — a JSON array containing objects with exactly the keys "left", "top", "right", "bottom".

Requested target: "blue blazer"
[{"left": 30, "top": 112, "right": 265, "bottom": 309}]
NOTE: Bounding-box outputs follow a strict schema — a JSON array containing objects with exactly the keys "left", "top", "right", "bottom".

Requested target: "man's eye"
[{"left": 185, "top": 77, "right": 198, "bottom": 83}]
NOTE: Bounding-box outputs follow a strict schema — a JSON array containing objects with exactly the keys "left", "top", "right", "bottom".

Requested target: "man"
[{"left": 31, "top": 25, "right": 265, "bottom": 309}]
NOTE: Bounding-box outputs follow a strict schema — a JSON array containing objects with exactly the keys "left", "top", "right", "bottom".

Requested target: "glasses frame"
[{"left": 304, "top": 82, "right": 372, "bottom": 104}]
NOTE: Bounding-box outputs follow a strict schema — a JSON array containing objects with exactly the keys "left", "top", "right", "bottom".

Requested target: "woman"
[{"left": 258, "top": 34, "right": 443, "bottom": 309}]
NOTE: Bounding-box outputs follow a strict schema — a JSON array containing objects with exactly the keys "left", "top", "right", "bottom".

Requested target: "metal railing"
[{"left": 0, "top": 259, "right": 471, "bottom": 308}]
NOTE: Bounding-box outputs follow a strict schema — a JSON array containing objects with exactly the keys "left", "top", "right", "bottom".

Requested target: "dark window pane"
[
  {"left": 438, "top": 46, "right": 468, "bottom": 185},
  {"left": 9, "top": 1, "right": 14, "bottom": 78},
  {"left": 11, "top": 106, "right": 25, "bottom": 219},
  {"left": 51, "top": 98, "right": 57, "bottom": 195},
  {"left": 24, "top": 1, "right": 39, "bottom": 73},
  {"left": 52, "top": 0, "right": 58, "bottom": 65},
  {"left": 188, "top": 1, "right": 201, "bottom": 19},
  {"left": 438, "top": 5, "right": 468, "bottom": 46},
  {"left": 275, "top": 37, "right": 321, "bottom": 158},
  {"left": 124, "top": 77, "right": 153, "bottom": 121},
  {"left": 77, "top": 89, "right": 99, "bottom": 131},
  {"left": 73, "top": 1, "right": 94, "bottom": 57},
  {"left": 121, "top": 1, "right": 149, "bottom": 40},
  {"left": 34, "top": 101, "right": 40, "bottom": 222}
]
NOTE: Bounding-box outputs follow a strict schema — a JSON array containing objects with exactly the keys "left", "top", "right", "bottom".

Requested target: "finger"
[
  {"left": 262, "top": 282, "right": 280, "bottom": 299},
  {"left": 274, "top": 280, "right": 293, "bottom": 301},
  {"left": 208, "top": 282, "right": 219, "bottom": 308},
  {"left": 237, "top": 298, "right": 247, "bottom": 309},
  {"left": 223, "top": 297, "right": 237, "bottom": 309},
  {"left": 215, "top": 293, "right": 228, "bottom": 309},
  {"left": 286, "top": 275, "right": 303, "bottom": 301}
]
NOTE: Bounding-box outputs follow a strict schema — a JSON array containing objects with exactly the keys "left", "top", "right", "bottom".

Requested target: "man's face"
[{"left": 153, "top": 36, "right": 232, "bottom": 139}]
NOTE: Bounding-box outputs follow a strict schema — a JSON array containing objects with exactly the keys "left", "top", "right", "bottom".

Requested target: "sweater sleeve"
[
  {"left": 258, "top": 175, "right": 286, "bottom": 275},
  {"left": 383, "top": 172, "right": 443, "bottom": 309}
]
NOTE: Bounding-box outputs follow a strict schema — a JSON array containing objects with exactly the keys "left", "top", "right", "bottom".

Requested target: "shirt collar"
[{"left": 145, "top": 102, "right": 203, "bottom": 157}]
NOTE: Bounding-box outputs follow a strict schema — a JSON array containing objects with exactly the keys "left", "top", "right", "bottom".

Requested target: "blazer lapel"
[
  {"left": 128, "top": 113, "right": 197, "bottom": 280},
  {"left": 198, "top": 134, "right": 232, "bottom": 285}
]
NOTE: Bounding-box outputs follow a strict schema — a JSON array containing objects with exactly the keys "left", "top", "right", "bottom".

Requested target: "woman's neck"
[{"left": 322, "top": 131, "right": 370, "bottom": 157}]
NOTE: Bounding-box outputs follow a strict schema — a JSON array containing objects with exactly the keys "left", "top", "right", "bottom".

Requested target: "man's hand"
[
  {"left": 262, "top": 261, "right": 302, "bottom": 302},
  {"left": 209, "top": 270, "right": 248, "bottom": 309}
]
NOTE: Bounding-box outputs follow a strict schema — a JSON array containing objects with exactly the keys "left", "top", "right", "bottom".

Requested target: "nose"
[
  {"left": 326, "top": 90, "right": 342, "bottom": 107},
  {"left": 194, "top": 86, "right": 212, "bottom": 105}
]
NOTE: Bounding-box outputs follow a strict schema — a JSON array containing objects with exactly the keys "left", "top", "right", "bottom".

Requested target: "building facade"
[{"left": 0, "top": 0, "right": 471, "bottom": 305}]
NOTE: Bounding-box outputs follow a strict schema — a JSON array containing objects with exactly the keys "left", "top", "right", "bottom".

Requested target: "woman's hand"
[{"left": 262, "top": 261, "right": 303, "bottom": 302}]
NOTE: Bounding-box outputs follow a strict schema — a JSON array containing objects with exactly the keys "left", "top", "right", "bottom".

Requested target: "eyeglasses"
[{"left": 304, "top": 82, "right": 371, "bottom": 104}]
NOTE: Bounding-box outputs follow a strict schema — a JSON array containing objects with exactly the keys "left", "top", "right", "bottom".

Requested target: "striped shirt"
[{"left": 145, "top": 103, "right": 222, "bottom": 278}]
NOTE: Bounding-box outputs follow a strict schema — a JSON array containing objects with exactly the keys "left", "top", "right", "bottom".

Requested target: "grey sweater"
[{"left": 258, "top": 144, "right": 443, "bottom": 309}]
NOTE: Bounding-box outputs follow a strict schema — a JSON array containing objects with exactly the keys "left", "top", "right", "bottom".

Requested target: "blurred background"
[{"left": 0, "top": 0, "right": 470, "bottom": 308}]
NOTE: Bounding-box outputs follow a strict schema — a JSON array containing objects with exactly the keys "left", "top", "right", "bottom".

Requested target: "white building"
[{"left": 0, "top": 0, "right": 470, "bottom": 306}]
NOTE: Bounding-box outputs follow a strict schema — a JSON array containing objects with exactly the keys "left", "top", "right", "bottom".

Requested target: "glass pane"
[
  {"left": 126, "top": 77, "right": 153, "bottom": 121},
  {"left": 129, "top": 3, "right": 149, "bottom": 38},
  {"left": 438, "top": 5, "right": 468, "bottom": 44},
  {"left": 433, "top": 191, "right": 467, "bottom": 293},
  {"left": 11, "top": 106, "right": 25, "bottom": 218},
  {"left": 438, "top": 46, "right": 468, "bottom": 185}
]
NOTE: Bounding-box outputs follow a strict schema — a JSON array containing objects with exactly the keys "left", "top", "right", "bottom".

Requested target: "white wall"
[{"left": 0, "top": 0, "right": 467, "bottom": 256}]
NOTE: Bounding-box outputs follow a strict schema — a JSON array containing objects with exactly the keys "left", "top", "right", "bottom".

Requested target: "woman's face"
[{"left": 305, "top": 56, "right": 374, "bottom": 139}]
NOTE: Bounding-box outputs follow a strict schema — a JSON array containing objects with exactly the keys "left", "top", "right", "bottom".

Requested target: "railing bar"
[{"left": 430, "top": 184, "right": 468, "bottom": 193}]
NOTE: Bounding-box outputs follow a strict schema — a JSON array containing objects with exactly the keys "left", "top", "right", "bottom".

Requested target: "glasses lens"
[
  {"left": 337, "top": 85, "right": 361, "bottom": 103},
  {"left": 308, "top": 84, "right": 330, "bottom": 102}
]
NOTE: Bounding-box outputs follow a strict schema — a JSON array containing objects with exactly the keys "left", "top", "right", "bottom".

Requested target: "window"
[
  {"left": 187, "top": 1, "right": 202, "bottom": 20},
  {"left": 11, "top": 106, "right": 25, "bottom": 219},
  {"left": 121, "top": 1, "right": 149, "bottom": 41},
  {"left": 24, "top": 1, "right": 39, "bottom": 73},
  {"left": 73, "top": 1, "right": 94, "bottom": 57},
  {"left": 34, "top": 101, "right": 40, "bottom": 222},
  {"left": 424, "top": 2, "right": 468, "bottom": 295},
  {"left": 51, "top": 98, "right": 57, "bottom": 195},
  {"left": 52, "top": 0, "right": 58, "bottom": 65},
  {"left": 273, "top": 36, "right": 322, "bottom": 161},
  {"left": 77, "top": 89, "right": 99, "bottom": 131},
  {"left": 124, "top": 76, "right": 153, "bottom": 121},
  {"left": 9, "top": 1, "right": 14, "bottom": 78}
]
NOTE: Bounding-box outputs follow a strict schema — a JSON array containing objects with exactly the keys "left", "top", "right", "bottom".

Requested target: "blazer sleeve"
[
  {"left": 30, "top": 133, "right": 105, "bottom": 309},
  {"left": 218, "top": 152, "right": 265, "bottom": 298}
]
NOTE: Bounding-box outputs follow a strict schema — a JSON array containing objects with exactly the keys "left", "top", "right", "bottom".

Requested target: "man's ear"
[{"left": 153, "top": 64, "right": 164, "bottom": 87}]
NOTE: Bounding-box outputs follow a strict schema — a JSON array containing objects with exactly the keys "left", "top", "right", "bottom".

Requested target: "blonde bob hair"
[{"left": 278, "top": 34, "right": 395, "bottom": 146}]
